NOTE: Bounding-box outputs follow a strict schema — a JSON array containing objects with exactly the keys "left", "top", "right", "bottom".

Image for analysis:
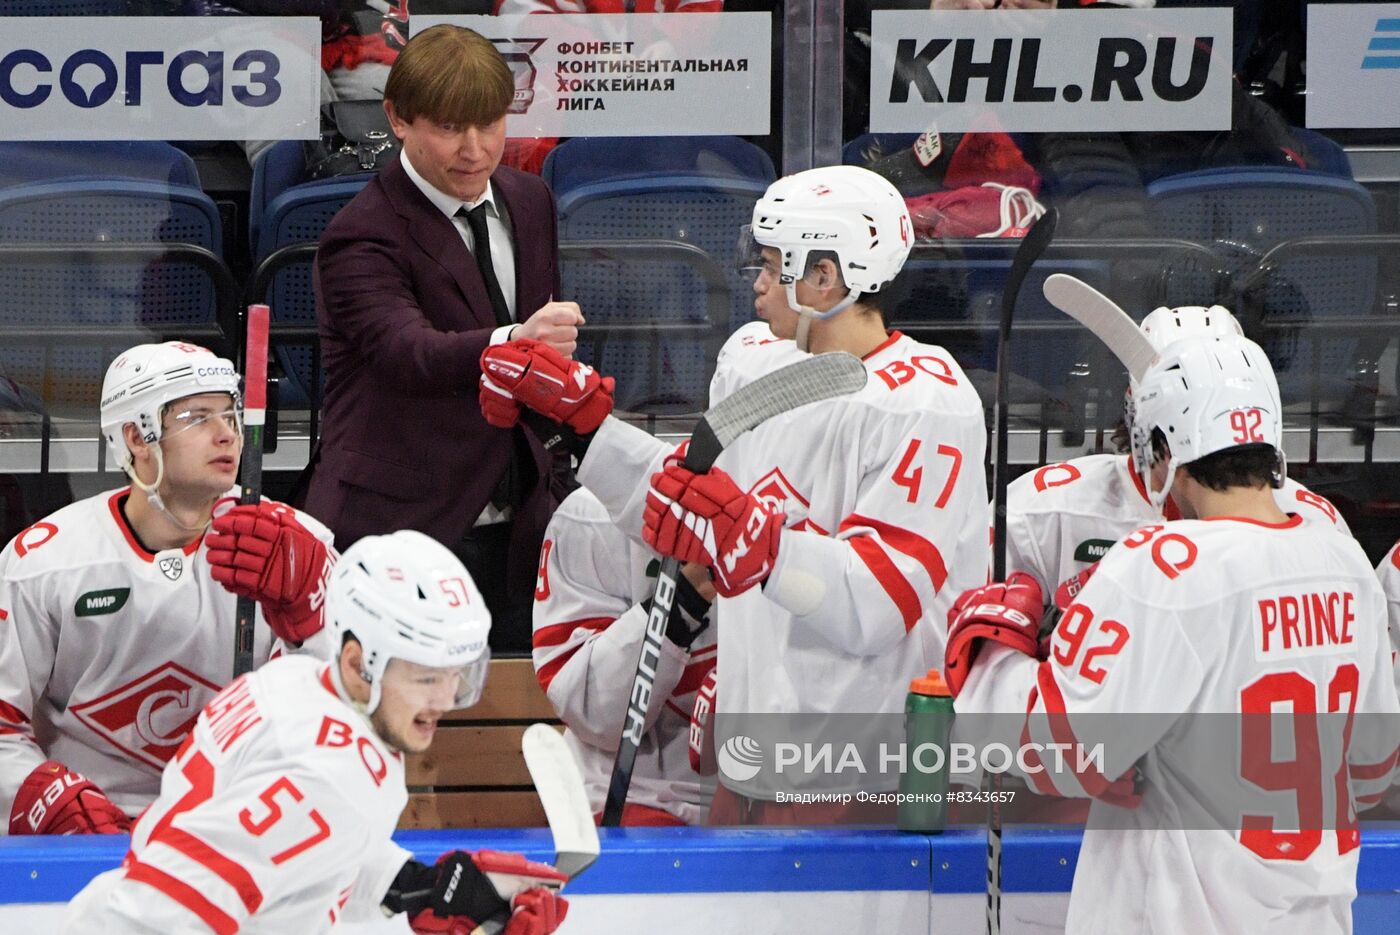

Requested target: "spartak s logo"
[
  {"left": 71, "top": 662, "right": 221, "bottom": 770},
  {"left": 748, "top": 468, "right": 826, "bottom": 535}
]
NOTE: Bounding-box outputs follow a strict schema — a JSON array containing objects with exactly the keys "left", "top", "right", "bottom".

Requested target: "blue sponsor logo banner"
[{"left": 0, "top": 18, "right": 320, "bottom": 140}]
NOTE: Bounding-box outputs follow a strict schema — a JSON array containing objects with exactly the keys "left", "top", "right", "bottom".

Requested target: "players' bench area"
[{"left": 400, "top": 657, "right": 560, "bottom": 830}]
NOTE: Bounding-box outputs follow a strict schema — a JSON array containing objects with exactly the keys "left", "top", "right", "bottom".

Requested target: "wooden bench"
[{"left": 399, "top": 657, "right": 561, "bottom": 829}]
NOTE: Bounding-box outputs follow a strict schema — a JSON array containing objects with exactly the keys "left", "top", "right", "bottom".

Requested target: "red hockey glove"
[
  {"left": 391, "top": 849, "right": 569, "bottom": 935},
  {"left": 9, "top": 760, "right": 131, "bottom": 835},
  {"left": 943, "top": 572, "right": 1045, "bottom": 696},
  {"left": 689, "top": 665, "right": 718, "bottom": 776},
  {"left": 480, "top": 338, "right": 614, "bottom": 435},
  {"left": 501, "top": 888, "right": 569, "bottom": 935},
  {"left": 1052, "top": 561, "right": 1099, "bottom": 614},
  {"left": 207, "top": 502, "right": 331, "bottom": 643},
  {"left": 643, "top": 460, "right": 782, "bottom": 598}
]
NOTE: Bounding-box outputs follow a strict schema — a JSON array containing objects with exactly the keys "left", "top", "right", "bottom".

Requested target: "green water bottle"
[{"left": 897, "top": 668, "right": 955, "bottom": 833}]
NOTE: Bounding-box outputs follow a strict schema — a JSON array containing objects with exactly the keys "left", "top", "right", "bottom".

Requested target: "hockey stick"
[
  {"left": 233, "top": 304, "right": 270, "bottom": 679},
  {"left": 600, "top": 351, "right": 869, "bottom": 826},
  {"left": 522, "top": 723, "right": 601, "bottom": 881},
  {"left": 471, "top": 726, "right": 601, "bottom": 935},
  {"left": 987, "top": 208, "right": 1058, "bottom": 935},
  {"left": 1041, "top": 274, "right": 1155, "bottom": 382}
]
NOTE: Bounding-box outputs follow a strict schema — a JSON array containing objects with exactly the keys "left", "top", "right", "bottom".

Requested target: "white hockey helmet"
[
  {"left": 326, "top": 530, "right": 492, "bottom": 716},
  {"left": 1140, "top": 304, "right": 1243, "bottom": 354},
  {"left": 742, "top": 164, "right": 913, "bottom": 327},
  {"left": 100, "top": 341, "right": 241, "bottom": 475},
  {"left": 1130, "top": 333, "right": 1284, "bottom": 510}
]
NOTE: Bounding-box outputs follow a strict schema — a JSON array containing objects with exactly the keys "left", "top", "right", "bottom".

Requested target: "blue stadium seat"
[
  {"left": 250, "top": 140, "right": 371, "bottom": 408},
  {"left": 0, "top": 141, "right": 201, "bottom": 190},
  {"left": 1147, "top": 166, "right": 1376, "bottom": 403},
  {"left": 0, "top": 176, "right": 225, "bottom": 409},
  {"left": 542, "top": 135, "right": 775, "bottom": 194},
  {"left": 544, "top": 136, "right": 775, "bottom": 412}
]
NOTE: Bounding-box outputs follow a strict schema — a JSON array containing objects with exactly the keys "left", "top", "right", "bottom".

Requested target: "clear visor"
[
  {"left": 736, "top": 224, "right": 764, "bottom": 272},
  {"left": 735, "top": 224, "right": 783, "bottom": 287},
  {"left": 163, "top": 401, "right": 244, "bottom": 443},
  {"left": 382, "top": 649, "right": 491, "bottom": 712}
]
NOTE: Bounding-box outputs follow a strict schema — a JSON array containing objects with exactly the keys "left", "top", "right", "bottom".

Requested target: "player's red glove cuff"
[
  {"left": 207, "top": 502, "right": 331, "bottom": 643},
  {"left": 480, "top": 339, "right": 614, "bottom": 435},
  {"left": 1053, "top": 561, "right": 1099, "bottom": 613},
  {"left": 943, "top": 572, "right": 1045, "bottom": 696},
  {"left": 10, "top": 760, "right": 131, "bottom": 835},
  {"left": 643, "top": 462, "right": 783, "bottom": 598}
]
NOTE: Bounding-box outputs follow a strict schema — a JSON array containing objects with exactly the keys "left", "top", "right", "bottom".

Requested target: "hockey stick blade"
[
  {"left": 686, "top": 351, "right": 868, "bottom": 471},
  {"left": 522, "top": 723, "right": 600, "bottom": 881},
  {"left": 1041, "top": 273, "right": 1156, "bottom": 382},
  {"left": 600, "top": 352, "right": 868, "bottom": 826}
]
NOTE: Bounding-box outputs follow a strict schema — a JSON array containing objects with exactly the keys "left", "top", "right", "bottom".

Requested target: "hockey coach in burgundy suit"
[{"left": 306, "top": 25, "right": 584, "bottom": 651}]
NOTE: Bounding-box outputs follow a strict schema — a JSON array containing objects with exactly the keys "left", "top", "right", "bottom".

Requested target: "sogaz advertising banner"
[
  {"left": 1307, "top": 4, "right": 1400, "bottom": 128},
  {"left": 412, "top": 13, "right": 771, "bottom": 137},
  {"left": 0, "top": 17, "right": 321, "bottom": 140},
  {"left": 870, "top": 8, "right": 1232, "bottom": 134}
]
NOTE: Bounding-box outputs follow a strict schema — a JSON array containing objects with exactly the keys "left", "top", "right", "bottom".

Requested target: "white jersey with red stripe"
[
  {"left": 580, "top": 323, "right": 989, "bottom": 797},
  {"left": 533, "top": 488, "right": 716, "bottom": 824},
  {"left": 1007, "top": 452, "right": 1353, "bottom": 596},
  {"left": 64, "top": 655, "right": 409, "bottom": 934},
  {"left": 0, "top": 487, "right": 334, "bottom": 824},
  {"left": 958, "top": 515, "right": 1400, "bottom": 935},
  {"left": 1378, "top": 540, "right": 1400, "bottom": 736}
]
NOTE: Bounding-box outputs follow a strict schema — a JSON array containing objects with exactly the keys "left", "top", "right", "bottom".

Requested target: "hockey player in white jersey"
[
  {"left": 1381, "top": 540, "right": 1400, "bottom": 664},
  {"left": 481, "top": 165, "right": 990, "bottom": 822},
  {"left": 63, "top": 530, "right": 569, "bottom": 935},
  {"left": 1378, "top": 540, "right": 1400, "bottom": 764},
  {"left": 1007, "top": 303, "right": 1350, "bottom": 599},
  {"left": 0, "top": 341, "right": 336, "bottom": 836},
  {"left": 947, "top": 332, "right": 1400, "bottom": 934},
  {"left": 533, "top": 487, "right": 716, "bottom": 825}
]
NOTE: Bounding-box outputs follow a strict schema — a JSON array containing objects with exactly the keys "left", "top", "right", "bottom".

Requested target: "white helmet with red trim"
[
  {"left": 740, "top": 165, "right": 913, "bottom": 348},
  {"left": 325, "top": 530, "right": 492, "bottom": 716},
  {"left": 100, "top": 341, "right": 241, "bottom": 476},
  {"left": 1125, "top": 304, "right": 1245, "bottom": 475},
  {"left": 1130, "top": 332, "right": 1284, "bottom": 511}
]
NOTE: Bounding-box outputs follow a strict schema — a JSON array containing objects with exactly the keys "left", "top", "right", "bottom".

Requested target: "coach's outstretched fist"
[
  {"left": 515, "top": 300, "right": 583, "bottom": 357},
  {"left": 481, "top": 338, "right": 615, "bottom": 433}
]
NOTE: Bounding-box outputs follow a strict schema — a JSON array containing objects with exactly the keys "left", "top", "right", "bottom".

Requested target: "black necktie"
[{"left": 459, "top": 203, "right": 512, "bottom": 327}]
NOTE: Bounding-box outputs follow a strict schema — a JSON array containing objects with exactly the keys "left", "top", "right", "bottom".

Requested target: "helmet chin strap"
[
  {"left": 328, "top": 656, "right": 383, "bottom": 720},
  {"left": 783, "top": 281, "right": 860, "bottom": 353},
  {"left": 1146, "top": 457, "right": 1179, "bottom": 515},
  {"left": 126, "top": 447, "right": 211, "bottom": 535}
]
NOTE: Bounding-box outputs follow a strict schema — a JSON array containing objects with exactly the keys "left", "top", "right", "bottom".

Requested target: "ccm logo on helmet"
[{"left": 800, "top": 232, "right": 838, "bottom": 240}]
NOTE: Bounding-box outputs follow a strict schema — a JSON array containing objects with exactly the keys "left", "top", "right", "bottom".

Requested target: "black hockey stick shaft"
[
  {"left": 600, "top": 353, "right": 867, "bottom": 826},
  {"left": 233, "top": 304, "right": 270, "bottom": 679},
  {"left": 986, "top": 208, "right": 1058, "bottom": 935},
  {"left": 600, "top": 439, "right": 717, "bottom": 827}
]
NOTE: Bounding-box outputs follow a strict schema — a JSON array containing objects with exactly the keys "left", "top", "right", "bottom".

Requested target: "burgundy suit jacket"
[{"left": 305, "top": 157, "right": 564, "bottom": 588}]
